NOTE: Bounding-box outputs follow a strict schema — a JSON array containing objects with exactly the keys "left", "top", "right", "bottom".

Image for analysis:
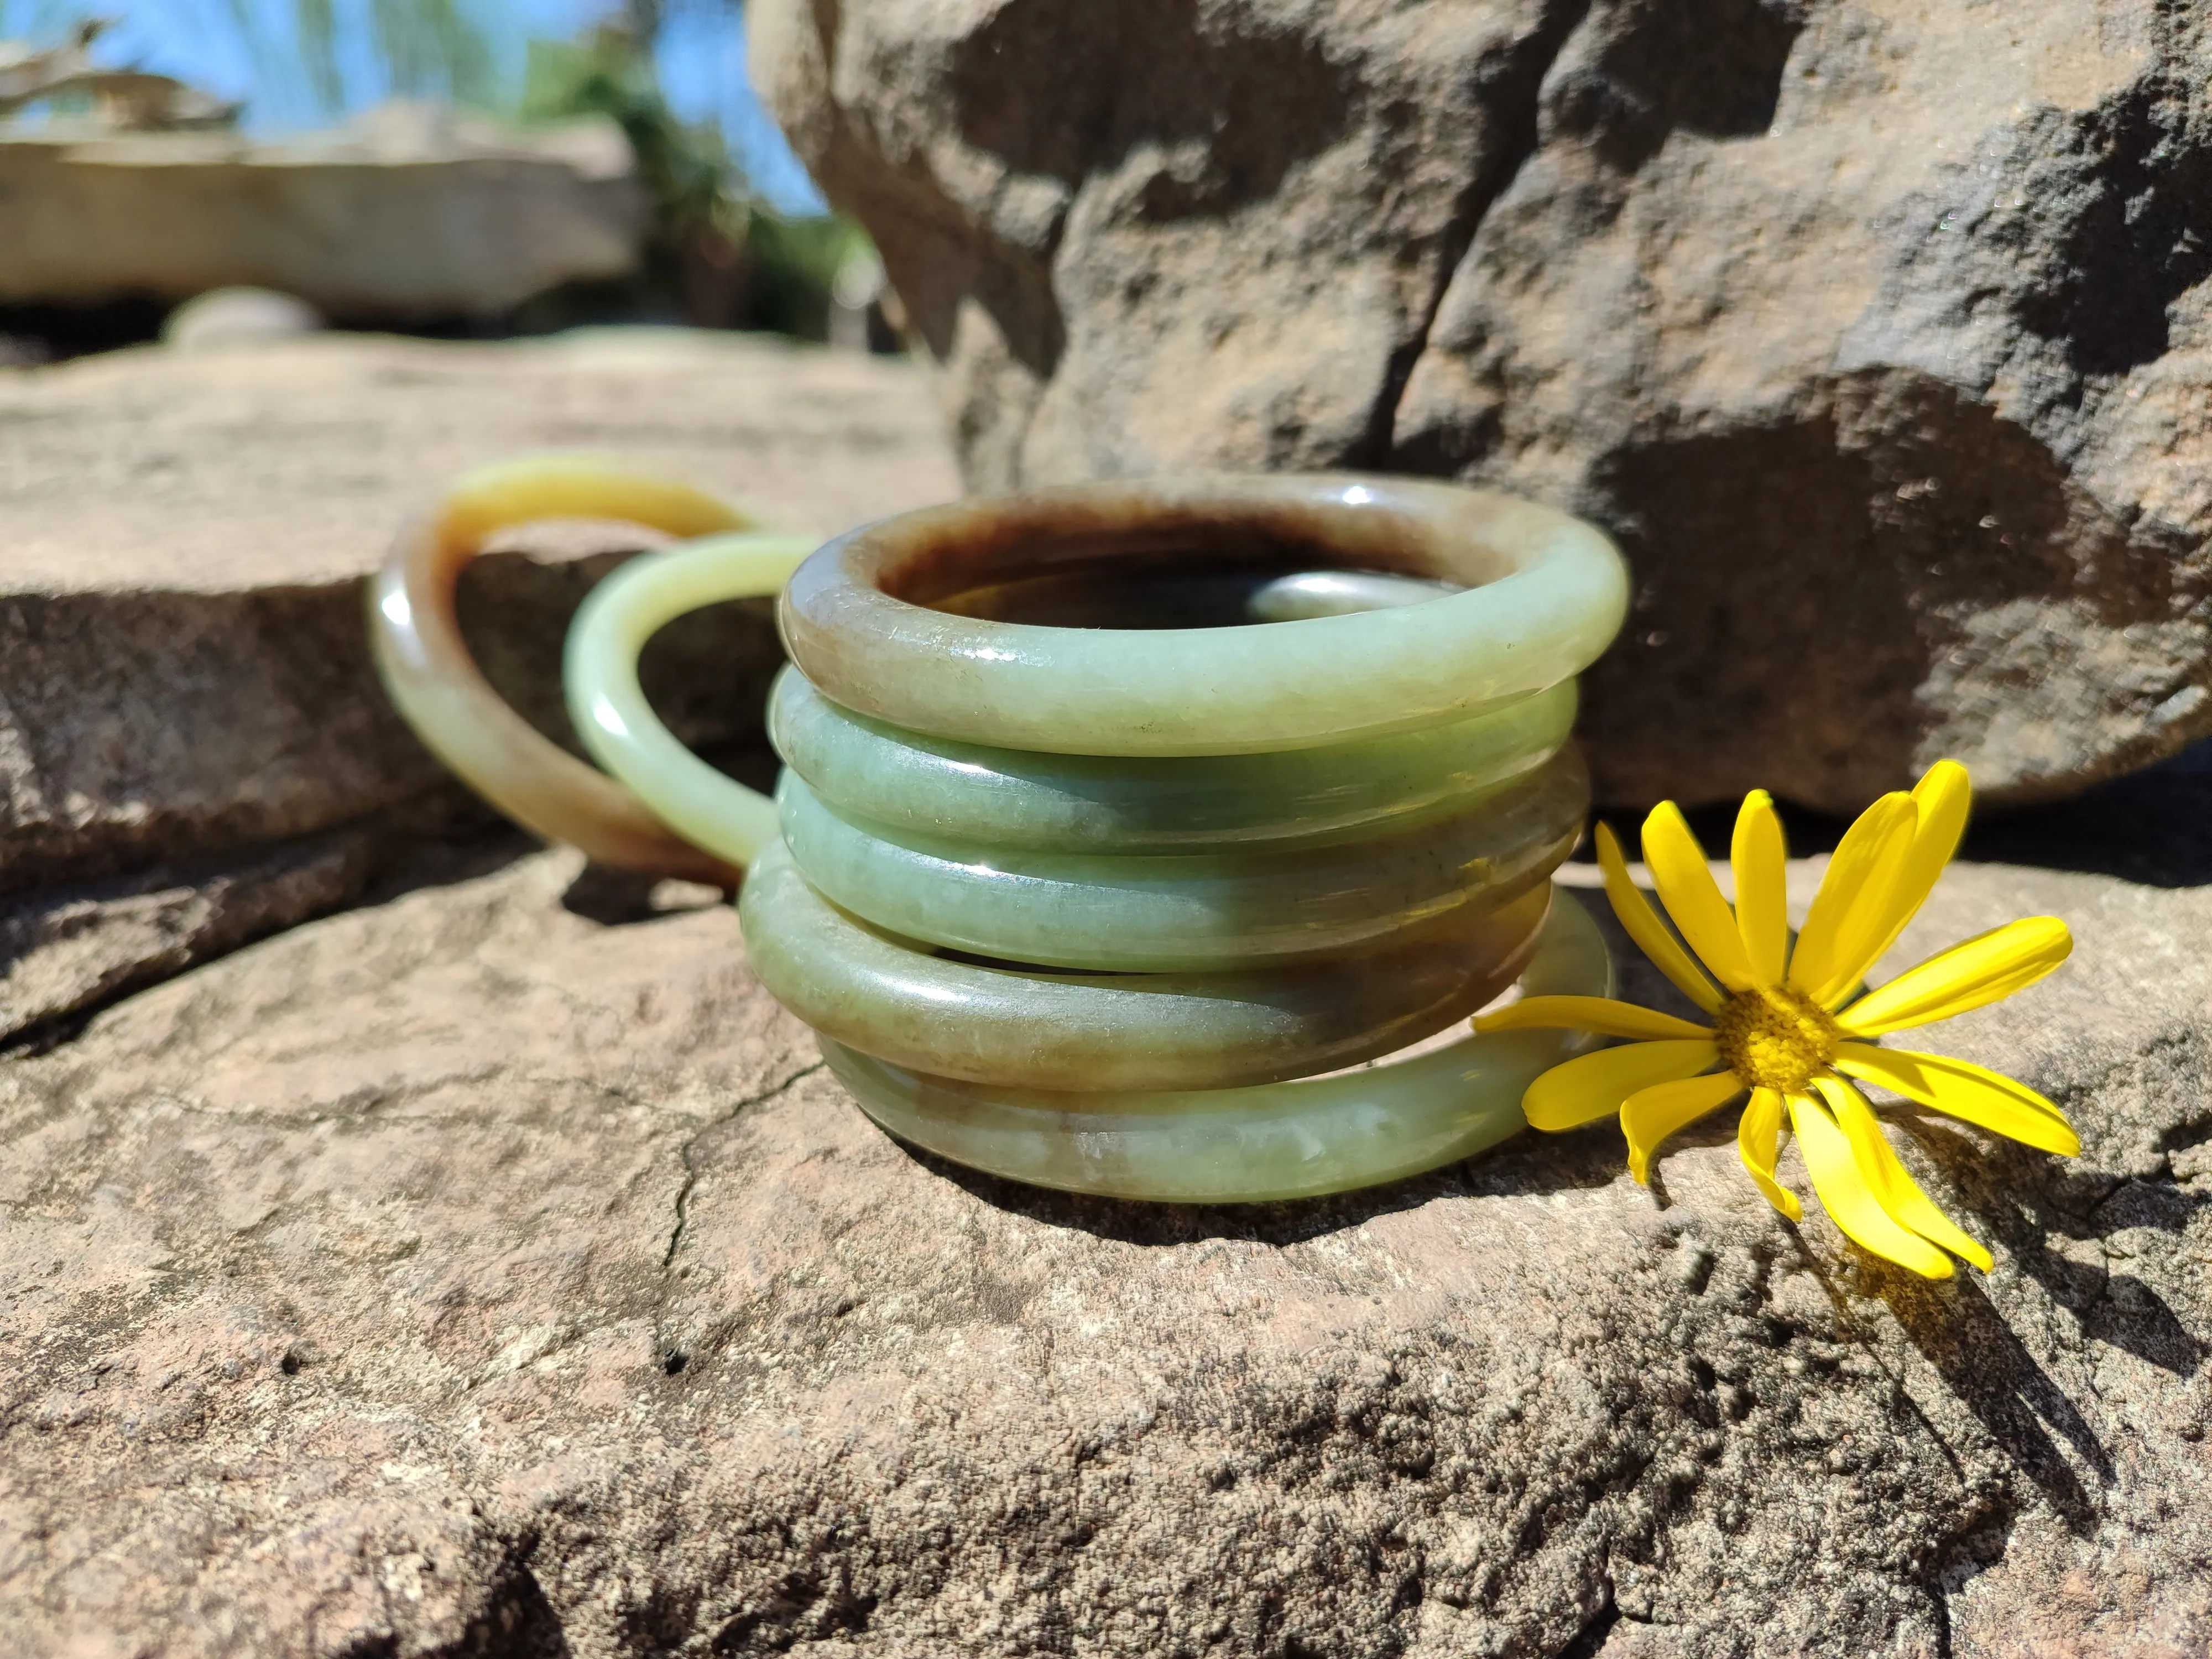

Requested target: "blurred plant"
[
  {"left": 742, "top": 202, "right": 872, "bottom": 341},
  {"left": 518, "top": 19, "right": 875, "bottom": 340},
  {"left": 524, "top": 24, "right": 724, "bottom": 281},
  {"left": 332, "top": 0, "right": 499, "bottom": 110}
]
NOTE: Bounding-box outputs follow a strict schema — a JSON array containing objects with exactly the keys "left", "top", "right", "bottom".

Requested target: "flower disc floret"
[{"left": 1713, "top": 986, "right": 1840, "bottom": 1097}]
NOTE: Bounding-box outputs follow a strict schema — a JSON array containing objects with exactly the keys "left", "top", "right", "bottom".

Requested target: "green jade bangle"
[
  {"left": 375, "top": 467, "right": 1630, "bottom": 1203},
  {"left": 765, "top": 667, "right": 1582, "bottom": 853},
  {"left": 369, "top": 453, "right": 816, "bottom": 886},
  {"left": 768, "top": 757, "right": 1588, "bottom": 972}
]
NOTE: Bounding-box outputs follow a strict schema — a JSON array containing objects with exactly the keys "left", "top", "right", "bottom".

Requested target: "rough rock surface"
[
  {"left": 755, "top": 0, "right": 2212, "bottom": 813},
  {"left": 2, "top": 757, "right": 2208, "bottom": 1653},
  {"left": 0, "top": 830, "right": 379, "bottom": 1046},
  {"left": 0, "top": 328, "right": 959, "bottom": 1040}
]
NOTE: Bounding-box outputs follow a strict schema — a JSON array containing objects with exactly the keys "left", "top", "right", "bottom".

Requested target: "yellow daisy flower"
[{"left": 1479, "top": 761, "right": 2077, "bottom": 1279}]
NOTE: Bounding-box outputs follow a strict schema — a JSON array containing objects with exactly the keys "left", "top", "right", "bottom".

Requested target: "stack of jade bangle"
[{"left": 372, "top": 461, "right": 1630, "bottom": 1203}]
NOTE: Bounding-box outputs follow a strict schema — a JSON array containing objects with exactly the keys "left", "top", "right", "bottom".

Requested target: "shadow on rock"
[
  {"left": 1885, "top": 1269, "right": 2112, "bottom": 1537},
  {"left": 890, "top": 1116, "right": 1630, "bottom": 1249},
  {"left": 1594, "top": 735, "right": 2212, "bottom": 890},
  {"left": 356, "top": 823, "right": 542, "bottom": 906},
  {"left": 2015, "top": 1238, "right": 2205, "bottom": 1381},
  {"left": 1903, "top": 1114, "right": 2208, "bottom": 1379},
  {"left": 466, "top": 1558, "right": 575, "bottom": 1659},
  {"left": 1961, "top": 737, "right": 2212, "bottom": 888},
  {"left": 559, "top": 862, "right": 732, "bottom": 926},
  {"left": 2015, "top": 1180, "right": 2208, "bottom": 1381}
]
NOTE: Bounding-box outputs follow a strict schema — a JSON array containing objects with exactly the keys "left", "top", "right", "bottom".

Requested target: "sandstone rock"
[
  {"left": 0, "top": 102, "right": 645, "bottom": 320},
  {"left": 0, "top": 830, "right": 379, "bottom": 1047},
  {"left": 0, "top": 328, "right": 959, "bottom": 1040},
  {"left": 1, "top": 773, "right": 2207, "bottom": 1653},
  {"left": 755, "top": 0, "right": 2212, "bottom": 813}
]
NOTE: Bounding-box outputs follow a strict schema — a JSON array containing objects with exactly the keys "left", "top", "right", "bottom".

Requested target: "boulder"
[
  {"left": 0, "top": 103, "right": 644, "bottom": 320},
  {"left": 753, "top": 0, "right": 2212, "bottom": 813},
  {"left": 1, "top": 802, "right": 2207, "bottom": 1653},
  {"left": 0, "top": 328, "right": 959, "bottom": 1041}
]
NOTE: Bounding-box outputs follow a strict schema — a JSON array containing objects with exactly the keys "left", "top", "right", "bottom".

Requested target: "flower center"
[{"left": 1713, "top": 984, "right": 1841, "bottom": 1095}]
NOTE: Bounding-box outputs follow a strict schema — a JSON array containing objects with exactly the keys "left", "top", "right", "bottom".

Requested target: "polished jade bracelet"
[{"left": 373, "top": 461, "right": 1631, "bottom": 1202}]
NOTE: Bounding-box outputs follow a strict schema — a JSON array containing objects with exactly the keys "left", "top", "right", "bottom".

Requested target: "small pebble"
[{"left": 162, "top": 287, "right": 325, "bottom": 352}]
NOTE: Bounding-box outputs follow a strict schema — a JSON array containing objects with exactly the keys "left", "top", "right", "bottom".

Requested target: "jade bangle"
[
  {"left": 377, "top": 465, "right": 1629, "bottom": 1203},
  {"left": 777, "top": 474, "right": 1627, "bottom": 756},
  {"left": 816, "top": 890, "right": 1613, "bottom": 1204},
  {"left": 369, "top": 453, "right": 814, "bottom": 885},
  {"left": 770, "top": 755, "right": 1585, "bottom": 972},
  {"left": 768, "top": 667, "right": 1579, "bottom": 853},
  {"left": 740, "top": 841, "right": 1556, "bottom": 1091}
]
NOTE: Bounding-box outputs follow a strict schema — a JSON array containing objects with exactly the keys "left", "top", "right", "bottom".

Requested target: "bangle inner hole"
[
  {"left": 910, "top": 537, "right": 1466, "bottom": 630},
  {"left": 459, "top": 520, "right": 782, "bottom": 776}
]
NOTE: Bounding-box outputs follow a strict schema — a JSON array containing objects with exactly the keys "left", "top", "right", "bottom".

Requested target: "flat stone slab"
[
  {"left": 0, "top": 106, "right": 644, "bottom": 317},
  {"left": 1, "top": 830, "right": 2204, "bottom": 1655},
  {"left": 0, "top": 328, "right": 959, "bottom": 1041},
  {"left": 0, "top": 327, "right": 956, "bottom": 592}
]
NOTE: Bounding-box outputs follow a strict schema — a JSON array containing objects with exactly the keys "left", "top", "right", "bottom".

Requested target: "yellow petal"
[
  {"left": 1833, "top": 1044, "right": 2079, "bottom": 1156},
  {"left": 1737, "top": 1087, "right": 1800, "bottom": 1219},
  {"left": 1476, "top": 996, "right": 1713, "bottom": 1040},
  {"left": 1806, "top": 811, "right": 1922, "bottom": 1007},
  {"left": 1643, "top": 802, "right": 1759, "bottom": 992},
  {"left": 1787, "top": 794, "right": 1917, "bottom": 1003},
  {"left": 1523, "top": 1039, "right": 1720, "bottom": 1133},
  {"left": 1812, "top": 761, "right": 1975, "bottom": 1003},
  {"left": 1623, "top": 1070, "right": 1745, "bottom": 1183},
  {"left": 1786, "top": 1091, "right": 1953, "bottom": 1278},
  {"left": 1863, "top": 761, "right": 1974, "bottom": 963},
  {"left": 1816, "top": 1077, "right": 1994, "bottom": 1272},
  {"left": 1835, "top": 916, "right": 2073, "bottom": 1036},
  {"left": 1595, "top": 822, "right": 1724, "bottom": 1014},
  {"left": 1731, "top": 790, "right": 1789, "bottom": 987}
]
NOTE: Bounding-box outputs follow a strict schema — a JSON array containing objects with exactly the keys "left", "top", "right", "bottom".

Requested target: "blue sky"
[{"left": 0, "top": 0, "right": 827, "bottom": 211}]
